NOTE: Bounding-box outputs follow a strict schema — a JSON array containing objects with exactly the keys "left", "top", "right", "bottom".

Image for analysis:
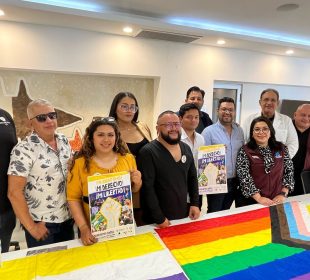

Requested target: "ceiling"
[{"left": 1, "top": 0, "right": 310, "bottom": 57}]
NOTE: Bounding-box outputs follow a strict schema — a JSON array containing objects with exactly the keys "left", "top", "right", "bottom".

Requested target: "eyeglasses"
[
  {"left": 159, "top": 122, "right": 181, "bottom": 130},
  {"left": 220, "top": 108, "right": 234, "bottom": 114},
  {"left": 92, "top": 116, "right": 116, "bottom": 123},
  {"left": 253, "top": 127, "right": 270, "bottom": 134},
  {"left": 30, "top": 112, "right": 57, "bottom": 122},
  {"left": 119, "top": 104, "right": 138, "bottom": 113}
]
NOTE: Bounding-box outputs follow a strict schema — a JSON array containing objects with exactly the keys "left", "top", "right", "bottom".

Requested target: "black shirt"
[
  {"left": 137, "top": 140, "right": 199, "bottom": 224},
  {"left": 196, "top": 111, "right": 213, "bottom": 133},
  {"left": 292, "top": 121, "right": 310, "bottom": 195},
  {"left": 127, "top": 138, "right": 149, "bottom": 157},
  {"left": 0, "top": 109, "right": 17, "bottom": 213}
]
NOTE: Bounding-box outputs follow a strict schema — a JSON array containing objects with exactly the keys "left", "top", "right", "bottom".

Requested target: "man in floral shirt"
[{"left": 8, "top": 99, "right": 74, "bottom": 248}]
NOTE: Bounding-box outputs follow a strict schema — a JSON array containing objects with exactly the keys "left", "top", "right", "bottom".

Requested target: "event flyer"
[
  {"left": 197, "top": 144, "right": 228, "bottom": 195},
  {"left": 87, "top": 171, "right": 135, "bottom": 241}
]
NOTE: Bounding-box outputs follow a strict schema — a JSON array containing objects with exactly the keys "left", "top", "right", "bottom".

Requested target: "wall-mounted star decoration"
[{"left": 12, "top": 80, "right": 82, "bottom": 139}]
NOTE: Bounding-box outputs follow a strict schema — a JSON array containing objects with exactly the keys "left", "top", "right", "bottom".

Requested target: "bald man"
[
  {"left": 292, "top": 104, "right": 310, "bottom": 196},
  {"left": 137, "top": 111, "right": 200, "bottom": 228}
]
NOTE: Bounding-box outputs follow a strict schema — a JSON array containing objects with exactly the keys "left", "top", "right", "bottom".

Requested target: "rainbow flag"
[
  {"left": 0, "top": 233, "right": 187, "bottom": 280},
  {"left": 156, "top": 201, "right": 310, "bottom": 280}
]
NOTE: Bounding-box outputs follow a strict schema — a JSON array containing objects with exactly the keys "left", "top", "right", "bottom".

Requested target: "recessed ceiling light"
[
  {"left": 123, "top": 26, "right": 133, "bottom": 33},
  {"left": 0, "top": 9, "right": 5, "bottom": 16},
  {"left": 217, "top": 39, "right": 226, "bottom": 45},
  {"left": 277, "top": 4, "right": 299, "bottom": 11},
  {"left": 286, "top": 49, "right": 294, "bottom": 55}
]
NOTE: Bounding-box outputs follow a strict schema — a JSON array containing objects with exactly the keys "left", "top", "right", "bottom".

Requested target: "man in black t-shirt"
[
  {"left": 137, "top": 111, "right": 200, "bottom": 228},
  {"left": 0, "top": 108, "right": 17, "bottom": 252}
]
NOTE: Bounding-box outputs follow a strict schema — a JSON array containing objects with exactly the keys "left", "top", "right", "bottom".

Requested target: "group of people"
[{"left": 0, "top": 86, "right": 309, "bottom": 251}]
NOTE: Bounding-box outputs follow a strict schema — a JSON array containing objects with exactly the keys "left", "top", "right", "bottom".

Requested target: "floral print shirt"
[{"left": 8, "top": 132, "right": 71, "bottom": 222}]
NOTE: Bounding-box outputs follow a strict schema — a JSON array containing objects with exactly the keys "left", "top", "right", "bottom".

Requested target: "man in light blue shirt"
[{"left": 201, "top": 97, "right": 244, "bottom": 213}]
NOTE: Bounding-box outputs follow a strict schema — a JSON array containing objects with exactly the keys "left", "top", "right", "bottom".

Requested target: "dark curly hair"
[{"left": 70, "top": 117, "right": 128, "bottom": 173}]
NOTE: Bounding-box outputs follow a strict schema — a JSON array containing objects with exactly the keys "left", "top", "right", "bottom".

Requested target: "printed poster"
[
  {"left": 197, "top": 144, "right": 228, "bottom": 195},
  {"left": 87, "top": 171, "right": 135, "bottom": 241}
]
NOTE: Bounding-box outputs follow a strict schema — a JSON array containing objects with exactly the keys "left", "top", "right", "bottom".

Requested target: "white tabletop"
[{"left": 3, "top": 193, "right": 309, "bottom": 262}]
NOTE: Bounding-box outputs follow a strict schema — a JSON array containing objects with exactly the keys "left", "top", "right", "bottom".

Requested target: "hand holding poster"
[
  {"left": 197, "top": 144, "right": 228, "bottom": 195},
  {"left": 87, "top": 171, "right": 135, "bottom": 242}
]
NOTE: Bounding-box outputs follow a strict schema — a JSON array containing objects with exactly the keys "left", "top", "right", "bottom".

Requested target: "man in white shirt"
[
  {"left": 242, "top": 88, "right": 298, "bottom": 158},
  {"left": 179, "top": 103, "right": 205, "bottom": 165},
  {"left": 179, "top": 103, "right": 205, "bottom": 209}
]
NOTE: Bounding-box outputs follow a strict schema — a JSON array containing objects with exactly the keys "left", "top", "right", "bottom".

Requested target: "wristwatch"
[{"left": 280, "top": 191, "right": 288, "bottom": 198}]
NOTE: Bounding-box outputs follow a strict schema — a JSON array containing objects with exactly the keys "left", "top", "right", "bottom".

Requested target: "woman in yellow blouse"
[{"left": 67, "top": 117, "right": 142, "bottom": 246}]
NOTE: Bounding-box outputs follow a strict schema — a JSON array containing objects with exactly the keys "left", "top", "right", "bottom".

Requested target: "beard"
[
  {"left": 220, "top": 116, "right": 232, "bottom": 124},
  {"left": 160, "top": 130, "right": 181, "bottom": 145}
]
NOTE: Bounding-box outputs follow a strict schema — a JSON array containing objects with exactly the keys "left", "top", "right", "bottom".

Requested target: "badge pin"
[{"left": 181, "top": 155, "right": 187, "bottom": 163}]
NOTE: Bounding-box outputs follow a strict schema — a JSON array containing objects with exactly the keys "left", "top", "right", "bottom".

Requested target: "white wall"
[
  {"left": 241, "top": 83, "right": 310, "bottom": 125},
  {"left": 1, "top": 21, "right": 310, "bottom": 124}
]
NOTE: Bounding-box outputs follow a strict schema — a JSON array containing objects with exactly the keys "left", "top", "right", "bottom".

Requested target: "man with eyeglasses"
[
  {"left": 202, "top": 97, "right": 244, "bottom": 212},
  {"left": 0, "top": 107, "right": 17, "bottom": 252},
  {"left": 137, "top": 111, "right": 200, "bottom": 228},
  {"left": 291, "top": 104, "right": 310, "bottom": 196},
  {"left": 242, "top": 88, "right": 298, "bottom": 158},
  {"left": 8, "top": 99, "right": 74, "bottom": 248}
]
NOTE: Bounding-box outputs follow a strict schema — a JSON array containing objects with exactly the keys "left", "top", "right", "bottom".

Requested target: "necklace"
[{"left": 119, "top": 126, "right": 135, "bottom": 132}]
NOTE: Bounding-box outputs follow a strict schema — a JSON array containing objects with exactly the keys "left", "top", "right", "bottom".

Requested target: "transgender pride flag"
[{"left": 156, "top": 201, "right": 310, "bottom": 280}]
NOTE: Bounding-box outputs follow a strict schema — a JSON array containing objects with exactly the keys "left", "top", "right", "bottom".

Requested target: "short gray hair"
[
  {"left": 27, "top": 99, "right": 54, "bottom": 119},
  {"left": 296, "top": 103, "right": 310, "bottom": 112}
]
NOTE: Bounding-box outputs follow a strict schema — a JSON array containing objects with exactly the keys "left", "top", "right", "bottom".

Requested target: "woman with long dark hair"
[
  {"left": 109, "top": 92, "right": 152, "bottom": 225},
  {"left": 67, "top": 117, "right": 142, "bottom": 245},
  {"left": 236, "top": 116, "right": 294, "bottom": 207}
]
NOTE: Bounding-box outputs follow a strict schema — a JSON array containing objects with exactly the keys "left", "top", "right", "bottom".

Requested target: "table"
[{"left": 1, "top": 194, "right": 309, "bottom": 279}]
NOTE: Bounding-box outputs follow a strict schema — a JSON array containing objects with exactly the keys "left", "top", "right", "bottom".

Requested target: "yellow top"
[{"left": 67, "top": 153, "right": 137, "bottom": 222}]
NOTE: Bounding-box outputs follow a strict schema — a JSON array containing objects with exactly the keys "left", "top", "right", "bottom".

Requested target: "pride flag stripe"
[
  {"left": 171, "top": 229, "right": 271, "bottom": 265},
  {"left": 0, "top": 233, "right": 175, "bottom": 279},
  {"left": 214, "top": 250, "right": 310, "bottom": 280},
  {"left": 270, "top": 205, "right": 310, "bottom": 250},
  {"left": 277, "top": 205, "right": 310, "bottom": 249},
  {"left": 36, "top": 249, "right": 187, "bottom": 280},
  {"left": 284, "top": 202, "right": 310, "bottom": 241},
  {"left": 292, "top": 272, "right": 310, "bottom": 280},
  {"left": 156, "top": 208, "right": 269, "bottom": 238},
  {"left": 182, "top": 243, "right": 304, "bottom": 280},
  {"left": 161, "top": 216, "right": 270, "bottom": 250},
  {"left": 291, "top": 201, "right": 310, "bottom": 236}
]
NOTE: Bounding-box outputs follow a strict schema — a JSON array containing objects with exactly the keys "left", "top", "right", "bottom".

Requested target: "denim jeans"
[
  {"left": 0, "top": 209, "right": 16, "bottom": 253},
  {"left": 24, "top": 219, "right": 74, "bottom": 248}
]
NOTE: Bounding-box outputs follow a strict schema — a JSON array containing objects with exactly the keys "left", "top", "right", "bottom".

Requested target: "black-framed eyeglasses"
[
  {"left": 92, "top": 116, "right": 116, "bottom": 123},
  {"left": 30, "top": 112, "right": 57, "bottom": 122},
  {"left": 119, "top": 104, "right": 139, "bottom": 113}
]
